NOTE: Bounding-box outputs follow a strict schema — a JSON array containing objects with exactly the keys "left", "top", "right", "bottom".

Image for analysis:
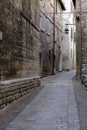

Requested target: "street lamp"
[
  {"left": 52, "top": 0, "right": 56, "bottom": 75},
  {"left": 64, "top": 23, "right": 76, "bottom": 34},
  {"left": 65, "top": 24, "right": 69, "bottom": 34},
  {"left": 65, "top": 28, "right": 69, "bottom": 34},
  {"left": 76, "top": 16, "right": 80, "bottom": 21}
]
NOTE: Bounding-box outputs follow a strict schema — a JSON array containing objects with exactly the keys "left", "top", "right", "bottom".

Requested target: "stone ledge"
[
  {"left": 0, "top": 76, "right": 40, "bottom": 110},
  {"left": 81, "top": 74, "right": 87, "bottom": 89},
  {"left": 0, "top": 76, "right": 40, "bottom": 86}
]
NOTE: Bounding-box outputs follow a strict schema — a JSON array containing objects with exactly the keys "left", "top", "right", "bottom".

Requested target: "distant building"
[
  {"left": 62, "top": 0, "right": 76, "bottom": 71},
  {"left": 40, "top": 0, "right": 65, "bottom": 77}
]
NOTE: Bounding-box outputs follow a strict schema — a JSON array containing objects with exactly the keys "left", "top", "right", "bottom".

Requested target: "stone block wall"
[
  {"left": 40, "top": 0, "right": 64, "bottom": 76},
  {"left": 76, "top": 21, "right": 81, "bottom": 78},
  {"left": 40, "top": 19, "right": 53, "bottom": 76},
  {"left": 0, "top": 77, "right": 40, "bottom": 110},
  {"left": 0, "top": 0, "right": 40, "bottom": 80},
  {"left": 76, "top": 0, "right": 87, "bottom": 78}
]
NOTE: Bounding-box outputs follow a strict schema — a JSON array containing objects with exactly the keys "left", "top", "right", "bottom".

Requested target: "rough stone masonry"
[
  {"left": 76, "top": 0, "right": 87, "bottom": 80},
  {"left": 0, "top": 0, "right": 40, "bottom": 80},
  {"left": 0, "top": 0, "right": 40, "bottom": 109}
]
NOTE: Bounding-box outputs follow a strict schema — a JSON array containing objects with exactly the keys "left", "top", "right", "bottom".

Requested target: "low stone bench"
[
  {"left": 82, "top": 69, "right": 87, "bottom": 75},
  {"left": 0, "top": 76, "right": 40, "bottom": 110},
  {"left": 81, "top": 74, "right": 87, "bottom": 90}
]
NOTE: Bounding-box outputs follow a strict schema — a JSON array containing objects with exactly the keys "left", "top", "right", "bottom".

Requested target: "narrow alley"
[
  {"left": 1, "top": 0, "right": 87, "bottom": 130},
  {"left": 0, "top": 71, "right": 80, "bottom": 130}
]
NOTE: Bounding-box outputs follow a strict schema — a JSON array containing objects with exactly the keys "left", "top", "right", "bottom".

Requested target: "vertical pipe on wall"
[
  {"left": 80, "top": 0, "right": 82, "bottom": 79},
  {"left": 52, "top": 0, "right": 56, "bottom": 75}
]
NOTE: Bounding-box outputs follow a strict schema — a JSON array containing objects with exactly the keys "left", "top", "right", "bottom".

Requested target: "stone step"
[
  {"left": 82, "top": 63, "right": 87, "bottom": 66},
  {"left": 82, "top": 66, "right": 87, "bottom": 69},
  {"left": 85, "top": 82, "right": 87, "bottom": 89},
  {"left": 82, "top": 60, "right": 87, "bottom": 64},
  {"left": 82, "top": 69, "right": 87, "bottom": 75},
  {"left": 81, "top": 74, "right": 87, "bottom": 84},
  {"left": 0, "top": 77, "right": 40, "bottom": 110},
  {"left": 81, "top": 74, "right": 87, "bottom": 90}
]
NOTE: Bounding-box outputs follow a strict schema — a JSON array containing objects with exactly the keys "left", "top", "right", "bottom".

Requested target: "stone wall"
[
  {"left": 40, "top": 0, "right": 64, "bottom": 76},
  {"left": 76, "top": 0, "right": 87, "bottom": 79},
  {"left": 0, "top": 0, "right": 40, "bottom": 80},
  {"left": 0, "top": 77, "right": 40, "bottom": 110},
  {"left": 40, "top": 30, "right": 53, "bottom": 76}
]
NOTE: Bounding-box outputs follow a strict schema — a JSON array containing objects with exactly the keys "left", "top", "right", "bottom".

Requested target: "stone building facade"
[
  {"left": 76, "top": 0, "right": 87, "bottom": 81},
  {"left": 62, "top": 0, "right": 76, "bottom": 71},
  {"left": 40, "top": 0, "right": 65, "bottom": 77},
  {"left": 0, "top": 0, "right": 40, "bottom": 109},
  {"left": 0, "top": 0, "right": 77, "bottom": 110},
  {"left": 0, "top": 0, "right": 40, "bottom": 80}
]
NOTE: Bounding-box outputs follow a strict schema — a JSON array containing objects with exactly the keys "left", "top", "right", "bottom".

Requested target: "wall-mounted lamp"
[
  {"left": 65, "top": 28, "right": 69, "bottom": 34},
  {"left": 64, "top": 23, "right": 76, "bottom": 34},
  {"left": 65, "top": 24, "right": 69, "bottom": 34},
  {"left": 76, "top": 16, "right": 80, "bottom": 21}
]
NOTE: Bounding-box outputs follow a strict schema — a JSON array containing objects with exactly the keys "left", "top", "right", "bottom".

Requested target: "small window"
[
  {"left": 55, "top": 29, "right": 57, "bottom": 41},
  {"left": 46, "top": 19, "right": 50, "bottom": 35},
  {"left": 39, "top": 52, "right": 42, "bottom": 65},
  {"left": 49, "top": 50, "right": 51, "bottom": 60},
  {"left": 40, "top": 13, "right": 45, "bottom": 31},
  {"left": 71, "top": 28, "right": 73, "bottom": 39},
  {"left": 71, "top": 49, "right": 72, "bottom": 58}
]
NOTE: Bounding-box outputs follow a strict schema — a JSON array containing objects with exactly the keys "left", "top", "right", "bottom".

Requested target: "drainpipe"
[
  {"left": 80, "top": 0, "right": 82, "bottom": 79},
  {"left": 52, "top": 0, "right": 56, "bottom": 75}
]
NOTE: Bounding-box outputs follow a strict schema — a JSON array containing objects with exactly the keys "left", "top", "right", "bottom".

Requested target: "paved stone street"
[
  {"left": 73, "top": 78, "right": 87, "bottom": 130},
  {"left": 0, "top": 71, "right": 80, "bottom": 130}
]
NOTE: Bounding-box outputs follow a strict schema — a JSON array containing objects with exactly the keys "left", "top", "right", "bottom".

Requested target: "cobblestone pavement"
[
  {"left": 3, "top": 71, "right": 80, "bottom": 130},
  {"left": 73, "top": 78, "right": 87, "bottom": 130}
]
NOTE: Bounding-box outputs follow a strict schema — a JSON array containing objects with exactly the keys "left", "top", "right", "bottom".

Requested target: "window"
[
  {"left": 71, "top": 28, "right": 73, "bottom": 39},
  {"left": 49, "top": 50, "right": 51, "bottom": 60},
  {"left": 71, "top": 2, "right": 73, "bottom": 12},
  {"left": 46, "top": 19, "right": 50, "bottom": 35},
  {"left": 39, "top": 52, "right": 42, "bottom": 65},
  {"left": 71, "top": 49, "right": 72, "bottom": 58},
  {"left": 40, "top": 13, "right": 45, "bottom": 31},
  {"left": 55, "top": 29, "right": 57, "bottom": 42},
  {"left": 0, "top": 31, "right": 3, "bottom": 40},
  {"left": 74, "top": 32, "right": 76, "bottom": 42},
  {"left": 85, "top": 19, "right": 87, "bottom": 28}
]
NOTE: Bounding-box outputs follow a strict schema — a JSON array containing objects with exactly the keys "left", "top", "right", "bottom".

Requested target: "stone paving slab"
[{"left": 5, "top": 71, "right": 80, "bottom": 130}]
